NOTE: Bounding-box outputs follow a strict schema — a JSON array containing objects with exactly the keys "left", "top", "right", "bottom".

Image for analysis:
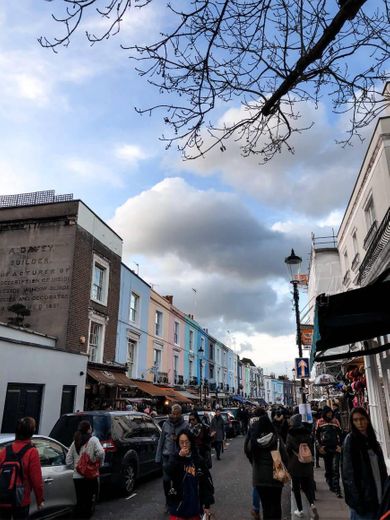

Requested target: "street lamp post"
[
  {"left": 198, "top": 344, "right": 204, "bottom": 405},
  {"left": 285, "top": 249, "right": 307, "bottom": 405}
]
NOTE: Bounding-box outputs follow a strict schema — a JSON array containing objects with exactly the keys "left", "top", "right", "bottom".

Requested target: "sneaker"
[
  {"left": 294, "top": 511, "right": 304, "bottom": 518},
  {"left": 251, "top": 510, "right": 261, "bottom": 520},
  {"left": 336, "top": 491, "right": 343, "bottom": 498},
  {"left": 310, "top": 504, "right": 319, "bottom": 520}
]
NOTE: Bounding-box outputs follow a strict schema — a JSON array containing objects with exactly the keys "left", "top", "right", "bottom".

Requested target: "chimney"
[{"left": 164, "top": 295, "right": 173, "bottom": 304}]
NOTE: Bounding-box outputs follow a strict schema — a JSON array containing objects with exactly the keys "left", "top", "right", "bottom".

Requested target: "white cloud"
[
  {"left": 65, "top": 158, "right": 124, "bottom": 188},
  {"left": 115, "top": 144, "right": 148, "bottom": 166},
  {"left": 173, "top": 100, "right": 367, "bottom": 218}
]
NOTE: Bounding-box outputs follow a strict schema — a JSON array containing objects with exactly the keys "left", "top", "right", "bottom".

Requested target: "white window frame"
[
  {"left": 343, "top": 249, "right": 349, "bottom": 270},
  {"left": 364, "top": 194, "right": 376, "bottom": 229},
  {"left": 189, "top": 330, "right": 194, "bottom": 351},
  {"left": 352, "top": 229, "right": 358, "bottom": 254},
  {"left": 154, "top": 348, "right": 162, "bottom": 369},
  {"left": 129, "top": 292, "right": 140, "bottom": 323},
  {"left": 90, "top": 254, "right": 110, "bottom": 306},
  {"left": 87, "top": 313, "right": 106, "bottom": 363},
  {"left": 200, "top": 337, "right": 205, "bottom": 352},
  {"left": 174, "top": 321, "right": 180, "bottom": 345},
  {"left": 189, "top": 359, "right": 193, "bottom": 378},
  {"left": 155, "top": 310, "right": 163, "bottom": 336},
  {"left": 127, "top": 338, "right": 137, "bottom": 378}
]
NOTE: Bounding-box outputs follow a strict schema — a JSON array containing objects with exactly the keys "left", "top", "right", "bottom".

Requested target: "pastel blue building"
[{"left": 116, "top": 264, "right": 151, "bottom": 380}]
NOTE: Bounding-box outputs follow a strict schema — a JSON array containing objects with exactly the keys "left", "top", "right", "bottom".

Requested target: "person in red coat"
[{"left": 0, "top": 417, "right": 44, "bottom": 520}]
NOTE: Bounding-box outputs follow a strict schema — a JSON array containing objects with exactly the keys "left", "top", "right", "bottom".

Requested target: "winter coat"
[
  {"left": 155, "top": 417, "right": 188, "bottom": 463},
  {"left": 66, "top": 436, "right": 105, "bottom": 479},
  {"left": 244, "top": 431, "right": 289, "bottom": 488},
  {"left": 210, "top": 416, "right": 225, "bottom": 442},
  {"left": 342, "top": 432, "right": 388, "bottom": 516},
  {"left": 272, "top": 418, "right": 289, "bottom": 443},
  {"left": 286, "top": 427, "right": 314, "bottom": 478},
  {"left": 315, "top": 417, "right": 342, "bottom": 453},
  {"left": 0, "top": 440, "right": 44, "bottom": 508},
  {"left": 166, "top": 452, "right": 214, "bottom": 518}
]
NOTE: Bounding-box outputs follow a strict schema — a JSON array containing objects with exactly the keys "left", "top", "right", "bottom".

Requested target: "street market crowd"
[{"left": 1, "top": 402, "right": 390, "bottom": 520}]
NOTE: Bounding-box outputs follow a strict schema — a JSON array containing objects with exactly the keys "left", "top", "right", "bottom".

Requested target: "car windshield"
[{"left": 50, "top": 415, "right": 111, "bottom": 447}]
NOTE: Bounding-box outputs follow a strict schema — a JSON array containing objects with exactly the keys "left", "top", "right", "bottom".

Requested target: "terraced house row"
[{"left": 0, "top": 191, "right": 264, "bottom": 431}]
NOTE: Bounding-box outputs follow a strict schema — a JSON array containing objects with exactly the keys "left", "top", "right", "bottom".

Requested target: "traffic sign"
[{"left": 295, "top": 357, "right": 309, "bottom": 378}]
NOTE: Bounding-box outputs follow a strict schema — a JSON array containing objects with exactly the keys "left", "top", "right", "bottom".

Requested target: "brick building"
[{"left": 0, "top": 191, "right": 130, "bottom": 410}]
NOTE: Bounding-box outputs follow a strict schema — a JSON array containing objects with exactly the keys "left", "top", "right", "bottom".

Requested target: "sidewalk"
[{"left": 290, "top": 466, "right": 349, "bottom": 520}]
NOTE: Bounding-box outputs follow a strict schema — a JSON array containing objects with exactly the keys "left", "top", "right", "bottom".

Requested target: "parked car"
[
  {"left": 50, "top": 411, "right": 161, "bottom": 495},
  {"left": 220, "top": 411, "right": 240, "bottom": 438},
  {"left": 0, "top": 434, "right": 75, "bottom": 519},
  {"left": 153, "top": 415, "right": 168, "bottom": 429},
  {"left": 183, "top": 411, "right": 215, "bottom": 426}
]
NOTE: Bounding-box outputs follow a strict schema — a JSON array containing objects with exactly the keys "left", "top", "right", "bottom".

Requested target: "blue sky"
[{"left": 0, "top": 1, "right": 373, "bottom": 374}]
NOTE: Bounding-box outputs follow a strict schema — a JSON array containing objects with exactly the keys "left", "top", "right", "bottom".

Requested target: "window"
[
  {"left": 174, "top": 322, "right": 179, "bottom": 344},
  {"left": 189, "top": 360, "right": 193, "bottom": 378},
  {"left": 33, "top": 439, "right": 66, "bottom": 467},
  {"left": 209, "top": 365, "right": 214, "bottom": 380},
  {"left": 60, "top": 386, "right": 76, "bottom": 416},
  {"left": 189, "top": 330, "right": 194, "bottom": 351},
  {"left": 174, "top": 355, "right": 179, "bottom": 381},
  {"left": 88, "top": 321, "right": 103, "bottom": 363},
  {"left": 91, "top": 255, "right": 109, "bottom": 305},
  {"left": 352, "top": 231, "right": 358, "bottom": 254},
  {"left": 127, "top": 339, "right": 137, "bottom": 378},
  {"left": 154, "top": 348, "right": 162, "bottom": 369},
  {"left": 364, "top": 195, "right": 376, "bottom": 229},
  {"left": 129, "top": 292, "right": 139, "bottom": 323},
  {"left": 209, "top": 344, "right": 214, "bottom": 360},
  {"left": 343, "top": 250, "right": 349, "bottom": 270},
  {"left": 200, "top": 337, "right": 205, "bottom": 352},
  {"left": 155, "top": 310, "right": 163, "bottom": 336}
]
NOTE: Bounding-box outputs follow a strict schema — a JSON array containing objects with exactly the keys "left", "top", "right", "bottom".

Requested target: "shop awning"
[
  {"left": 87, "top": 368, "right": 135, "bottom": 387},
  {"left": 175, "top": 390, "right": 201, "bottom": 401},
  {"left": 312, "top": 272, "right": 390, "bottom": 362},
  {"left": 130, "top": 380, "right": 191, "bottom": 402}
]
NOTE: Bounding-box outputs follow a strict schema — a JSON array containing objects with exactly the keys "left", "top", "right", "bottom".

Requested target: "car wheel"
[{"left": 121, "top": 462, "right": 136, "bottom": 495}]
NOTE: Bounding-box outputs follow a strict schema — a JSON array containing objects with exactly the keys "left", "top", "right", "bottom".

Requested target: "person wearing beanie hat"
[
  {"left": 287, "top": 414, "right": 318, "bottom": 519},
  {"left": 315, "top": 405, "right": 343, "bottom": 497}
]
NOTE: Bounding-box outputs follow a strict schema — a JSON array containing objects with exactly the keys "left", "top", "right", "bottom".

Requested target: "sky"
[{"left": 0, "top": 1, "right": 374, "bottom": 376}]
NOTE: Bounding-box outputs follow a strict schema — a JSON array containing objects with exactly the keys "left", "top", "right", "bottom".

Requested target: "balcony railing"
[
  {"left": 363, "top": 220, "right": 378, "bottom": 250},
  {"left": 190, "top": 376, "right": 198, "bottom": 386},
  {"left": 358, "top": 207, "right": 390, "bottom": 285},
  {"left": 157, "top": 372, "right": 169, "bottom": 384}
]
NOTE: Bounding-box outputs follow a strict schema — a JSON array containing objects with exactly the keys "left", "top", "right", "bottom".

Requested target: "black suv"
[{"left": 50, "top": 411, "right": 161, "bottom": 495}]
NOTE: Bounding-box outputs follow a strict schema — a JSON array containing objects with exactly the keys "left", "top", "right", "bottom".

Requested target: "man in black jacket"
[{"left": 315, "top": 406, "right": 343, "bottom": 497}]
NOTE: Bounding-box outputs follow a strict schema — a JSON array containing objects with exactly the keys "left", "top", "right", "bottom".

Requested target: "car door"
[
  {"left": 142, "top": 417, "right": 160, "bottom": 473},
  {"left": 32, "top": 437, "right": 75, "bottom": 515}
]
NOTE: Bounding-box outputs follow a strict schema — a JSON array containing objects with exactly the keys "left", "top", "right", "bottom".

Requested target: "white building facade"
[{"left": 0, "top": 323, "right": 87, "bottom": 435}]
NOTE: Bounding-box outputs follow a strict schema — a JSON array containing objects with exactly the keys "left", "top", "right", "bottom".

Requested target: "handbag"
[
  {"left": 271, "top": 439, "right": 291, "bottom": 484},
  {"left": 76, "top": 442, "right": 100, "bottom": 479}
]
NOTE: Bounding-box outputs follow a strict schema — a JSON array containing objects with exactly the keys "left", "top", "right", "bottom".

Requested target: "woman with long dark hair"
[
  {"left": 244, "top": 413, "right": 288, "bottom": 520},
  {"left": 188, "top": 411, "right": 212, "bottom": 468},
  {"left": 342, "top": 407, "right": 388, "bottom": 520},
  {"left": 166, "top": 431, "right": 214, "bottom": 520},
  {"left": 66, "top": 420, "right": 104, "bottom": 518}
]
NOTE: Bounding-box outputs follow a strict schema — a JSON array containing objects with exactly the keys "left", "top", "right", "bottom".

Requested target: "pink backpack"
[{"left": 296, "top": 443, "right": 313, "bottom": 464}]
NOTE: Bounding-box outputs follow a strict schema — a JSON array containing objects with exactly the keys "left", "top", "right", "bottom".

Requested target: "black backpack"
[
  {"left": 319, "top": 424, "right": 341, "bottom": 448},
  {"left": 0, "top": 444, "right": 33, "bottom": 507}
]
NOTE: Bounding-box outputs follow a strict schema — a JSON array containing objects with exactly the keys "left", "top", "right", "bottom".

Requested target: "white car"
[{"left": 0, "top": 434, "right": 76, "bottom": 519}]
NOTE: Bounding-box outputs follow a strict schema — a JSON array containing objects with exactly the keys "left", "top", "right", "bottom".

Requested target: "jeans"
[
  {"left": 256, "top": 486, "right": 282, "bottom": 519},
  {"left": 214, "top": 441, "right": 223, "bottom": 459},
  {"left": 73, "top": 477, "right": 99, "bottom": 518},
  {"left": 252, "top": 487, "right": 262, "bottom": 513},
  {"left": 350, "top": 509, "right": 377, "bottom": 520},
  {"left": 323, "top": 451, "right": 341, "bottom": 493},
  {"left": 292, "top": 476, "right": 315, "bottom": 511}
]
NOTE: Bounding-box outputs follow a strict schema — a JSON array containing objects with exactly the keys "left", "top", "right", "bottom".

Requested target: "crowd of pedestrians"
[
  {"left": 241, "top": 403, "right": 389, "bottom": 520},
  {"left": 1, "top": 403, "right": 389, "bottom": 520}
]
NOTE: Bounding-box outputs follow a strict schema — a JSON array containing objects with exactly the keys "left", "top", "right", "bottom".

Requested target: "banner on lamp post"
[{"left": 301, "top": 324, "right": 314, "bottom": 346}]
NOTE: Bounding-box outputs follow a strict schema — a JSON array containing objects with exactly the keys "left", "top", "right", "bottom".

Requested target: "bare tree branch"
[{"left": 40, "top": 0, "right": 390, "bottom": 162}]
